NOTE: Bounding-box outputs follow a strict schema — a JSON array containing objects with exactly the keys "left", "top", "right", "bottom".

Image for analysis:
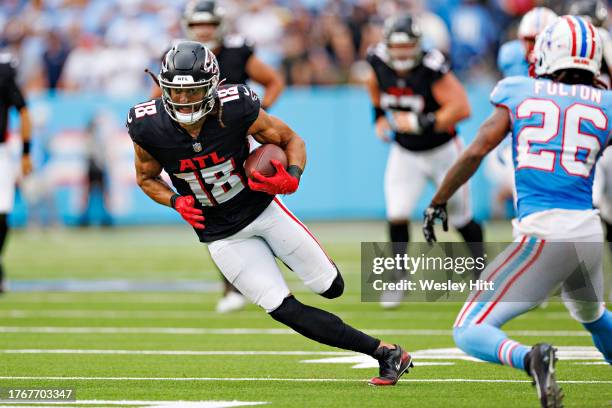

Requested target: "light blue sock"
[
  {"left": 454, "top": 325, "right": 530, "bottom": 369},
  {"left": 583, "top": 309, "right": 612, "bottom": 364}
]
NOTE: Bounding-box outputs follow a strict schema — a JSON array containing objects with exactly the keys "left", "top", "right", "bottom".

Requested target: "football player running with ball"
[
  {"left": 151, "top": 0, "right": 285, "bottom": 313},
  {"left": 180, "top": 0, "right": 285, "bottom": 313},
  {"left": 424, "top": 16, "right": 612, "bottom": 407},
  {"left": 128, "top": 41, "right": 413, "bottom": 386},
  {"left": 366, "top": 14, "right": 484, "bottom": 307}
]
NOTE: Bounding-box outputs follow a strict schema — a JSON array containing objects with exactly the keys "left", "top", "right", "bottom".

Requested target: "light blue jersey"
[
  {"left": 490, "top": 76, "right": 612, "bottom": 219},
  {"left": 497, "top": 40, "right": 529, "bottom": 78}
]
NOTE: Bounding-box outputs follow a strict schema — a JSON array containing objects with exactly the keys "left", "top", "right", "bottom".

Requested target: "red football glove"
[
  {"left": 248, "top": 160, "right": 299, "bottom": 195},
  {"left": 173, "top": 195, "right": 205, "bottom": 229}
]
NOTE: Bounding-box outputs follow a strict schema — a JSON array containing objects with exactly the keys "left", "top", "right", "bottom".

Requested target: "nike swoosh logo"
[
  {"left": 127, "top": 113, "right": 133, "bottom": 124},
  {"left": 395, "top": 361, "right": 401, "bottom": 371}
]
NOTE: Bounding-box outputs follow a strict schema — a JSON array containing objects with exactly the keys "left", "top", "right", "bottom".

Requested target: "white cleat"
[{"left": 216, "top": 291, "right": 248, "bottom": 313}]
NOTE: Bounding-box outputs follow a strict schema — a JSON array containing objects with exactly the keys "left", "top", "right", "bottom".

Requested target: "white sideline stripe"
[
  {"left": 0, "top": 376, "right": 609, "bottom": 384},
  {"left": 0, "top": 327, "right": 591, "bottom": 337},
  {"left": 0, "top": 349, "right": 354, "bottom": 356}
]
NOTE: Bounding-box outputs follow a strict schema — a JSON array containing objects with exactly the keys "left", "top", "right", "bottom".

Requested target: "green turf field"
[{"left": 1, "top": 221, "right": 611, "bottom": 408}]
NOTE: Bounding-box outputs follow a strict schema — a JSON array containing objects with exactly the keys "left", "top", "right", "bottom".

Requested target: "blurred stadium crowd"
[
  {"left": 1, "top": 0, "right": 600, "bottom": 94},
  {"left": 1, "top": 0, "right": 610, "bottom": 229}
]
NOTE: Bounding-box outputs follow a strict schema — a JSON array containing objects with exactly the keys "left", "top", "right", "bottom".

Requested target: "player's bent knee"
[
  {"left": 320, "top": 270, "right": 344, "bottom": 299},
  {"left": 268, "top": 295, "right": 301, "bottom": 320},
  {"left": 453, "top": 326, "right": 470, "bottom": 352}
]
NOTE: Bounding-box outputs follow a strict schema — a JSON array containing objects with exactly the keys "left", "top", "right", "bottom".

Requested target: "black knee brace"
[
  {"left": 320, "top": 270, "right": 344, "bottom": 299},
  {"left": 269, "top": 295, "right": 380, "bottom": 355}
]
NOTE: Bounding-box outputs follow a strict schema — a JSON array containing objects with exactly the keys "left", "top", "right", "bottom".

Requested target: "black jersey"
[
  {"left": 127, "top": 83, "right": 272, "bottom": 243},
  {"left": 366, "top": 44, "right": 456, "bottom": 151},
  {"left": 216, "top": 35, "right": 254, "bottom": 85},
  {"left": 0, "top": 54, "right": 26, "bottom": 143}
]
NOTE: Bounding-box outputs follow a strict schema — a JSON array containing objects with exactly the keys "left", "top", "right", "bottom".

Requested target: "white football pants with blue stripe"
[{"left": 453, "top": 209, "right": 612, "bottom": 369}]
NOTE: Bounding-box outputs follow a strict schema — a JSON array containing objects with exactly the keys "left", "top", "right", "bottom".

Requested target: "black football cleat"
[
  {"left": 528, "top": 343, "right": 564, "bottom": 408},
  {"left": 368, "top": 344, "right": 413, "bottom": 386}
]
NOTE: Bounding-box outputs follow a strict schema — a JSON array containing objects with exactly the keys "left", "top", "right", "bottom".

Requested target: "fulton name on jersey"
[{"left": 532, "top": 80, "right": 603, "bottom": 104}]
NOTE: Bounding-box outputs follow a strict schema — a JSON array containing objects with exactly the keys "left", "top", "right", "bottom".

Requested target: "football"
[{"left": 244, "top": 144, "right": 288, "bottom": 178}]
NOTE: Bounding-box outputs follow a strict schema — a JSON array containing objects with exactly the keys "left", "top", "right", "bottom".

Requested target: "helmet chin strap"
[
  {"left": 391, "top": 59, "right": 416, "bottom": 71},
  {"left": 171, "top": 97, "right": 216, "bottom": 125},
  {"left": 175, "top": 109, "right": 206, "bottom": 125}
]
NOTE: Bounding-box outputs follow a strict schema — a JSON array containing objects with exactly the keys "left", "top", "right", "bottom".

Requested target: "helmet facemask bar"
[{"left": 159, "top": 76, "right": 218, "bottom": 125}]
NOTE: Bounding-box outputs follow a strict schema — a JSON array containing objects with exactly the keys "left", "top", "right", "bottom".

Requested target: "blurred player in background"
[
  {"left": 78, "top": 112, "right": 113, "bottom": 227},
  {"left": 498, "top": 7, "right": 558, "bottom": 78},
  {"left": 424, "top": 16, "right": 612, "bottom": 407},
  {"left": 129, "top": 41, "right": 413, "bottom": 386},
  {"left": 0, "top": 53, "right": 31, "bottom": 293},
  {"left": 153, "top": 0, "right": 285, "bottom": 313},
  {"left": 366, "top": 14, "right": 483, "bottom": 307}
]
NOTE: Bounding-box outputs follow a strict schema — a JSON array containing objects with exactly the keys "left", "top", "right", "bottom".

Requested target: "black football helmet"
[
  {"left": 182, "top": 0, "right": 225, "bottom": 49},
  {"left": 158, "top": 41, "right": 220, "bottom": 125},
  {"left": 568, "top": 0, "right": 608, "bottom": 27},
  {"left": 383, "top": 14, "right": 423, "bottom": 71}
]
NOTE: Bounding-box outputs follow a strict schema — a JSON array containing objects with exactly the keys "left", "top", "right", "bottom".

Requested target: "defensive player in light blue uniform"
[
  {"left": 495, "top": 8, "right": 558, "bottom": 223},
  {"left": 498, "top": 40, "right": 529, "bottom": 77},
  {"left": 424, "top": 16, "right": 612, "bottom": 408},
  {"left": 498, "top": 7, "right": 558, "bottom": 78}
]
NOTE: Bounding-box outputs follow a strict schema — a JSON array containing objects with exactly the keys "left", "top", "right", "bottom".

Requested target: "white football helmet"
[
  {"left": 534, "top": 15, "right": 603, "bottom": 77},
  {"left": 518, "top": 7, "right": 558, "bottom": 40}
]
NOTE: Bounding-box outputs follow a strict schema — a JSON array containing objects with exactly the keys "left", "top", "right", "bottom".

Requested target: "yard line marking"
[
  {"left": 0, "top": 327, "right": 591, "bottom": 337},
  {"left": 0, "top": 349, "right": 354, "bottom": 356},
  {"left": 0, "top": 310, "right": 575, "bottom": 320},
  {"left": 0, "top": 376, "right": 609, "bottom": 384}
]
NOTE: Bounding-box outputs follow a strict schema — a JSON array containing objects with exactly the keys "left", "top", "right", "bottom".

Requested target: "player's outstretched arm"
[
  {"left": 431, "top": 107, "right": 510, "bottom": 206},
  {"left": 133, "top": 142, "right": 175, "bottom": 207},
  {"left": 365, "top": 69, "right": 391, "bottom": 142},
  {"left": 431, "top": 72, "right": 471, "bottom": 132},
  {"left": 248, "top": 109, "right": 306, "bottom": 171},
  {"left": 246, "top": 56, "right": 285, "bottom": 110},
  {"left": 19, "top": 106, "right": 32, "bottom": 176}
]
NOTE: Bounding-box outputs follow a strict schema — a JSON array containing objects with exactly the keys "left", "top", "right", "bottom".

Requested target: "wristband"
[
  {"left": 417, "top": 112, "right": 437, "bottom": 133},
  {"left": 373, "top": 107, "right": 386, "bottom": 123},
  {"left": 23, "top": 141, "right": 31, "bottom": 155},
  {"left": 170, "top": 193, "right": 180, "bottom": 209},
  {"left": 286, "top": 165, "right": 303, "bottom": 181}
]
